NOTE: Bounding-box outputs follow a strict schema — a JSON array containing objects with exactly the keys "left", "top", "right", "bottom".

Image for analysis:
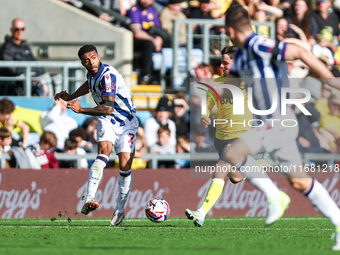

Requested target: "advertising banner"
[{"left": 0, "top": 169, "right": 339, "bottom": 219}]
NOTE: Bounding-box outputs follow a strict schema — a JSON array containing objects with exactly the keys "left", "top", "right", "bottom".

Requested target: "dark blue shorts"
[{"left": 214, "top": 137, "right": 236, "bottom": 162}]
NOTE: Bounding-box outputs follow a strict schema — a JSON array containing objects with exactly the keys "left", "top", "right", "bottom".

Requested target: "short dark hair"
[
  {"left": 221, "top": 46, "right": 236, "bottom": 58},
  {"left": 225, "top": 4, "right": 251, "bottom": 31},
  {"left": 64, "top": 138, "right": 78, "bottom": 150},
  {"left": 0, "top": 98, "right": 15, "bottom": 114},
  {"left": 69, "top": 127, "right": 87, "bottom": 140},
  {"left": 78, "top": 45, "right": 98, "bottom": 60},
  {"left": 0, "top": 127, "right": 11, "bottom": 139}
]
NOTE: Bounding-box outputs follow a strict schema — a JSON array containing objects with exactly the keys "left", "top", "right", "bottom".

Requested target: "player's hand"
[
  {"left": 201, "top": 117, "right": 212, "bottom": 128},
  {"left": 67, "top": 98, "right": 82, "bottom": 113},
  {"left": 55, "top": 91, "right": 71, "bottom": 101}
]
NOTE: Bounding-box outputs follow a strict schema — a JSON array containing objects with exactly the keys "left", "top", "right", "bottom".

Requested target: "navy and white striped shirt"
[
  {"left": 87, "top": 62, "right": 136, "bottom": 127},
  {"left": 230, "top": 33, "right": 291, "bottom": 120}
]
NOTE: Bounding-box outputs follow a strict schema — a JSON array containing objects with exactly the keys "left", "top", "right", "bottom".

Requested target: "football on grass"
[{"left": 145, "top": 198, "right": 170, "bottom": 223}]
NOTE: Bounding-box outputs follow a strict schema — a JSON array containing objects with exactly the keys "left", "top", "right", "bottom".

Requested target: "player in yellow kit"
[{"left": 185, "top": 46, "right": 290, "bottom": 227}]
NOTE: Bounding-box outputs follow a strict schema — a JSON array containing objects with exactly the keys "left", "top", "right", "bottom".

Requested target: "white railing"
[
  {"left": 171, "top": 19, "right": 275, "bottom": 89},
  {"left": 0, "top": 61, "right": 85, "bottom": 97}
]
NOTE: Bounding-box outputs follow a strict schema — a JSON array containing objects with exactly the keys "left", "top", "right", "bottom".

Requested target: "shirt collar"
[{"left": 89, "top": 62, "right": 104, "bottom": 80}]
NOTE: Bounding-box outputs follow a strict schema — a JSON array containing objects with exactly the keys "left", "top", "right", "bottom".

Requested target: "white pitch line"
[
  {"left": 0, "top": 225, "right": 333, "bottom": 231},
  {"left": 0, "top": 217, "right": 328, "bottom": 222}
]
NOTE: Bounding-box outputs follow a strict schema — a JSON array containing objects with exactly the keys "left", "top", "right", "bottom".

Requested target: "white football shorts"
[
  {"left": 240, "top": 122, "right": 302, "bottom": 168},
  {"left": 96, "top": 116, "right": 138, "bottom": 154}
]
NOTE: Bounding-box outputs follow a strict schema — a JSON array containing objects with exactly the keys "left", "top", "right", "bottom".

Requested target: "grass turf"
[{"left": 0, "top": 217, "right": 337, "bottom": 255}]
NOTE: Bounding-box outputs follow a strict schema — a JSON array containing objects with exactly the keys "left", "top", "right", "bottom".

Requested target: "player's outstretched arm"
[
  {"left": 54, "top": 81, "right": 90, "bottom": 101},
  {"left": 284, "top": 43, "right": 340, "bottom": 90},
  {"left": 67, "top": 96, "right": 115, "bottom": 116}
]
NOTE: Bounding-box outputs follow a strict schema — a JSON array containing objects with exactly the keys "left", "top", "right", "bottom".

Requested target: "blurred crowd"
[
  {"left": 2, "top": 77, "right": 340, "bottom": 169},
  {"left": 1, "top": 0, "right": 340, "bottom": 87},
  {"left": 59, "top": 0, "right": 340, "bottom": 85}
]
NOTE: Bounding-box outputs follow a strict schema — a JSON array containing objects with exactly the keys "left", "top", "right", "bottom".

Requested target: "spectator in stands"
[
  {"left": 135, "top": 133, "right": 147, "bottom": 158},
  {"left": 150, "top": 124, "right": 176, "bottom": 168},
  {"left": 90, "top": 0, "right": 133, "bottom": 23},
  {"left": 0, "top": 98, "right": 29, "bottom": 148},
  {"left": 313, "top": 0, "right": 340, "bottom": 53},
  {"left": 136, "top": 116, "right": 148, "bottom": 153},
  {"left": 188, "top": 0, "right": 214, "bottom": 19},
  {"left": 130, "top": 133, "right": 148, "bottom": 169},
  {"left": 159, "top": 0, "right": 187, "bottom": 46},
  {"left": 195, "top": 63, "right": 214, "bottom": 79},
  {"left": 276, "top": 17, "right": 289, "bottom": 41},
  {"left": 127, "top": 0, "right": 171, "bottom": 84},
  {"left": 69, "top": 127, "right": 88, "bottom": 149},
  {"left": 0, "top": 127, "right": 12, "bottom": 153},
  {"left": 315, "top": 83, "right": 332, "bottom": 116},
  {"left": 171, "top": 92, "right": 190, "bottom": 139},
  {"left": 0, "top": 18, "right": 60, "bottom": 96},
  {"left": 233, "top": 0, "right": 257, "bottom": 20},
  {"left": 90, "top": 0, "right": 115, "bottom": 22},
  {"left": 82, "top": 116, "right": 98, "bottom": 152},
  {"left": 318, "top": 94, "right": 340, "bottom": 149},
  {"left": 58, "top": 138, "right": 89, "bottom": 170},
  {"left": 188, "top": 0, "right": 215, "bottom": 45},
  {"left": 265, "top": 0, "right": 291, "bottom": 17},
  {"left": 174, "top": 136, "right": 190, "bottom": 169},
  {"left": 248, "top": 1, "right": 283, "bottom": 38},
  {"left": 0, "top": 18, "right": 44, "bottom": 78},
  {"left": 40, "top": 98, "right": 78, "bottom": 150},
  {"left": 286, "top": 0, "right": 317, "bottom": 40},
  {"left": 30, "top": 131, "right": 59, "bottom": 169},
  {"left": 144, "top": 96, "right": 176, "bottom": 148},
  {"left": 190, "top": 124, "right": 215, "bottom": 152},
  {"left": 254, "top": 1, "right": 283, "bottom": 21}
]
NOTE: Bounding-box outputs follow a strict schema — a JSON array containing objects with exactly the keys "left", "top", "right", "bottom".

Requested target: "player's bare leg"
[
  {"left": 82, "top": 141, "right": 111, "bottom": 215},
  {"left": 225, "top": 139, "right": 290, "bottom": 225},
  {"left": 110, "top": 151, "right": 134, "bottom": 226},
  {"left": 287, "top": 172, "right": 340, "bottom": 250}
]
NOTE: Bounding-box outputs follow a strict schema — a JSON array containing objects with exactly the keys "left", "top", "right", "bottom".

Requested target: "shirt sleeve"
[
  {"left": 127, "top": 5, "right": 141, "bottom": 25},
  {"left": 100, "top": 73, "right": 117, "bottom": 98},
  {"left": 253, "top": 37, "right": 287, "bottom": 62}
]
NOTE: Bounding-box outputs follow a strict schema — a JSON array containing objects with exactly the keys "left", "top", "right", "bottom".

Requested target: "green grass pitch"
[{"left": 0, "top": 217, "right": 337, "bottom": 255}]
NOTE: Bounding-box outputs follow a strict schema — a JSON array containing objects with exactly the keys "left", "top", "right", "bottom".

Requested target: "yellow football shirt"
[{"left": 201, "top": 77, "right": 252, "bottom": 140}]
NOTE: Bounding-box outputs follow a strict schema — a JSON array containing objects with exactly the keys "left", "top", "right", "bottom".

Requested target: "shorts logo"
[{"left": 99, "top": 131, "right": 105, "bottom": 138}]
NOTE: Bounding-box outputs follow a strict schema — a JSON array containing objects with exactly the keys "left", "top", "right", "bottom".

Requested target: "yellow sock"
[{"left": 201, "top": 178, "right": 225, "bottom": 213}]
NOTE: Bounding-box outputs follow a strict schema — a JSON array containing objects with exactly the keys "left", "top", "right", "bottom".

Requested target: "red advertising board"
[{"left": 0, "top": 168, "right": 340, "bottom": 219}]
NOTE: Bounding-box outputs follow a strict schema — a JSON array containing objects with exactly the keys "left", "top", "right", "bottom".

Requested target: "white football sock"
[
  {"left": 305, "top": 179, "right": 340, "bottom": 227},
  {"left": 198, "top": 208, "right": 207, "bottom": 217},
  {"left": 115, "top": 169, "right": 133, "bottom": 213},
  {"left": 85, "top": 154, "right": 108, "bottom": 203},
  {"left": 238, "top": 155, "right": 281, "bottom": 200}
]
